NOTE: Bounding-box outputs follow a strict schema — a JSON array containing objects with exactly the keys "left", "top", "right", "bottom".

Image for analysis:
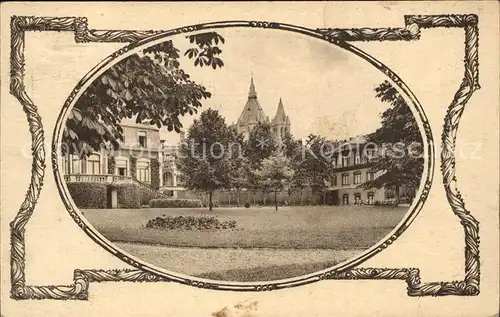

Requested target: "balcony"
[{"left": 64, "top": 174, "right": 135, "bottom": 184}]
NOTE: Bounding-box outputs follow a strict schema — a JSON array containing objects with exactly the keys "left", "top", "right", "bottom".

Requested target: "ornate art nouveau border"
[{"left": 9, "top": 14, "right": 479, "bottom": 300}]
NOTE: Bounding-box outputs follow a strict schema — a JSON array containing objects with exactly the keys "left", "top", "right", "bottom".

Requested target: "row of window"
[
  {"left": 62, "top": 154, "right": 151, "bottom": 183},
  {"left": 332, "top": 151, "right": 375, "bottom": 168},
  {"left": 331, "top": 171, "right": 375, "bottom": 187},
  {"left": 342, "top": 192, "right": 375, "bottom": 205}
]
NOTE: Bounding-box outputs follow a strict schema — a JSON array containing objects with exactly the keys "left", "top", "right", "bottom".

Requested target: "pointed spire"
[
  {"left": 276, "top": 98, "right": 285, "bottom": 116},
  {"left": 248, "top": 75, "right": 257, "bottom": 99}
]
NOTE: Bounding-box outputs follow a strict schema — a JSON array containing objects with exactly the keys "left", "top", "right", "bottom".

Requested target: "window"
[
  {"left": 365, "top": 147, "right": 376, "bottom": 161},
  {"left": 332, "top": 157, "right": 337, "bottom": 167},
  {"left": 367, "top": 192, "right": 375, "bottom": 204},
  {"left": 342, "top": 156, "right": 349, "bottom": 167},
  {"left": 385, "top": 187, "right": 396, "bottom": 199},
  {"left": 367, "top": 171, "right": 375, "bottom": 181},
  {"left": 86, "top": 154, "right": 100, "bottom": 174},
  {"left": 72, "top": 157, "right": 82, "bottom": 174},
  {"left": 354, "top": 193, "right": 362, "bottom": 205},
  {"left": 331, "top": 175, "right": 337, "bottom": 186},
  {"left": 137, "top": 160, "right": 150, "bottom": 183},
  {"left": 342, "top": 194, "right": 349, "bottom": 205},
  {"left": 62, "top": 156, "right": 70, "bottom": 174},
  {"left": 355, "top": 155, "right": 361, "bottom": 165},
  {"left": 138, "top": 131, "right": 147, "bottom": 147},
  {"left": 353, "top": 172, "right": 361, "bottom": 185},
  {"left": 342, "top": 174, "right": 349, "bottom": 186},
  {"left": 118, "top": 167, "right": 126, "bottom": 176}
]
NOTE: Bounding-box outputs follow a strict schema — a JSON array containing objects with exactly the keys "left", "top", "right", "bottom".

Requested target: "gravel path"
[{"left": 115, "top": 241, "right": 361, "bottom": 280}]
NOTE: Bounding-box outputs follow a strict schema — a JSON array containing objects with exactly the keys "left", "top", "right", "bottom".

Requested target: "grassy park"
[{"left": 84, "top": 206, "right": 408, "bottom": 281}]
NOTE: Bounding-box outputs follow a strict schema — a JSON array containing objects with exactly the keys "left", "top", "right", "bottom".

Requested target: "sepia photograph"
[
  {"left": 2, "top": 2, "right": 499, "bottom": 317},
  {"left": 57, "top": 27, "right": 428, "bottom": 282}
]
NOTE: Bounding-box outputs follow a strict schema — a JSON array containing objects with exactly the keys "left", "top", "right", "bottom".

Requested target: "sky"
[{"left": 157, "top": 28, "right": 391, "bottom": 145}]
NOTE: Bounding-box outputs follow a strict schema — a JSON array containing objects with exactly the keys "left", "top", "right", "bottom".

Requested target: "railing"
[{"left": 64, "top": 174, "right": 135, "bottom": 184}]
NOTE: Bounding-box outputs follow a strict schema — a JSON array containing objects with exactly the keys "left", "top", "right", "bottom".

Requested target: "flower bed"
[{"left": 145, "top": 215, "right": 237, "bottom": 231}]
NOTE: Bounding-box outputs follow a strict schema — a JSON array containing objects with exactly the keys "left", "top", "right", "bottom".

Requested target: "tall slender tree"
[{"left": 243, "top": 122, "right": 278, "bottom": 204}]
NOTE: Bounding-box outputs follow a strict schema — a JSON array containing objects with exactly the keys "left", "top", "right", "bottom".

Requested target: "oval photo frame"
[{"left": 52, "top": 21, "right": 434, "bottom": 291}]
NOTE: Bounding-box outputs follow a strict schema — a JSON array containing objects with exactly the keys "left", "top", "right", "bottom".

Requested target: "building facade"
[
  {"left": 236, "top": 77, "right": 291, "bottom": 140},
  {"left": 62, "top": 118, "right": 165, "bottom": 186},
  {"left": 325, "top": 136, "right": 417, "bottom": 206}
]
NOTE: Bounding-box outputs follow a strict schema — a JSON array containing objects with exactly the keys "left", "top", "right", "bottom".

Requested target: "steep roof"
[
  {"left": 271, "top": 98, "right": 290, "bottom": 125},
  {"left": 237, "top": 76, "right": 269, "bottom": 126}
]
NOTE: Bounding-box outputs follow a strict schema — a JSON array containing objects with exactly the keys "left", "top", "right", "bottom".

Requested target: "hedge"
[
  {"left": 140, "top": 187, "right": 166, "bottom": 206},
  {"left": 149, "top": 198, "right": 202, "bottom": 208},
  {"left": 114, "top": 184, "right": 141, "bottom": 209},
  {"left": 67, "top": 182, "right": 108, "bottom": 209}
]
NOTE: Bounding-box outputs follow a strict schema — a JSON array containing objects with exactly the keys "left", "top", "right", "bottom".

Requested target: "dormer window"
[{"left": 138, "top": 131, "right": 147, "bottom": 147}]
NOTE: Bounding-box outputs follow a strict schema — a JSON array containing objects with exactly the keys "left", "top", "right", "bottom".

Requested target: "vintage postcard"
[{"left": 1, "top": 2, "right": 499, "bottom": 317}]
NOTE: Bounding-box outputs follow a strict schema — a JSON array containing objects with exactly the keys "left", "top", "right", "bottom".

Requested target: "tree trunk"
[
  {"left": 236, "top": 188, "right": 240, "bottom": 207},
  {"left": 263, "top": 191, "right": 267, "bottom": 206},
  {"left": 300, "top": 189, "right": 303, "bottom": 206},
  {"left": 228, "top": 191, "right": 231, "bottom": 207},
  {"left": 253, "top": 191, "right": 256, "bottom": 206},
  {"left": 275, "top": 188, "right": 278, "bottom": 211},
  {"left": 209, "top": 191, "right": 213, "bottom": 211},
  {"left": 394, "top": 185, "right": 400, "bottom": 207},
  {"left": 323, "top": 192, "right": 326, "bottom": 205}
]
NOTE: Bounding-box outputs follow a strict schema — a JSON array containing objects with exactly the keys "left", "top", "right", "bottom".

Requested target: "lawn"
[
  {"left": 83, "top": 206, "right": 408, "bottom": 281},
  {"left": 83, "top": 206, "right": 408, "bottom": 249}
]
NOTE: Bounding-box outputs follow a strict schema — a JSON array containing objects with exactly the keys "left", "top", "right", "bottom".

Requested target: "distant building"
[
  {"left": 325, "top": 136, "right": 417, "bottom": 205},
  {"left": 236, "top": 76, "right": 291, "bottom": 140}
]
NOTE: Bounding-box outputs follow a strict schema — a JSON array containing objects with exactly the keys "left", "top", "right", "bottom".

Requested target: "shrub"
[
  {"left": 150, "top": 158, "right": 160, "bottom": 190},
  {"left": 244, "top": 202, "right": 250, "bottom": 208},
  {"left": 114, "top": 184, "right": 141, "bottom": 209},
  {"left": 140, "top": 187, "right": 166, "bottom": 206},
  {"left": 146, "top": 215, "right": 237, "bottom": 231},
  {"left": 149, "top": 198, "right": 202, "bottom": 208},
  {"left": 67, "top": 182, "right": 107, "bottom": 209}
]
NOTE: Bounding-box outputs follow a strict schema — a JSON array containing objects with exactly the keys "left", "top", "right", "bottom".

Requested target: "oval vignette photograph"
[{"left": 57, "top": 27, "right": 428, "bottom": 283}]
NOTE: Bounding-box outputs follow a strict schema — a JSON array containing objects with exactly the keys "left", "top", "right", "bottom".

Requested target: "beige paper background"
[{"left": 1, "top": 2, "right": 499, "bottom": 316}]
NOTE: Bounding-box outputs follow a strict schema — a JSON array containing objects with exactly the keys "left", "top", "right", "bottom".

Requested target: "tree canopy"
[
  {"left": 63, "top": 32, "right": 225, "bottom": 157},
  {"left": 294, "top": 134, "right": 334, "bottom": 202},
  {"left": 358, "top": 80, "right": 424, "bottom": 204},
  {"left": 176, "top": 108, "right": 244, "bottom": 210},
  {"left": 254, "top": 152, "right": 294, "bottom": 210}
]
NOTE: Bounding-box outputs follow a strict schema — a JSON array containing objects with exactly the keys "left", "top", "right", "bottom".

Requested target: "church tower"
[
  {"left": 271, "top": 98, "right": 291, "bottom": 140},
  {"left": 236, "top": 76, "right": 269, "bottom": 139}
]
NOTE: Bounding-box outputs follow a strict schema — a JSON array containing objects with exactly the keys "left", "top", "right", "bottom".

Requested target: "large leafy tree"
[
  {"left": 63, "top": 32, "right": 225, "bottom": 157},
  {"left": 358, "top": 80, "right": 424, "bottom": 205},
  {"left": 254, "top": 152, "right": 294, "bottom": 210},
  {"left": 177, "top": 109, "right": 243, "bottom": 211}
]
